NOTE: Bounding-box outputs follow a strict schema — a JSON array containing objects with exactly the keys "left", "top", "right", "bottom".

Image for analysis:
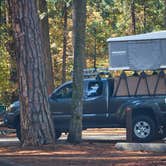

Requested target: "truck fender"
[{"left": 127, "top": 102, "right": 161, "bottom": 127}]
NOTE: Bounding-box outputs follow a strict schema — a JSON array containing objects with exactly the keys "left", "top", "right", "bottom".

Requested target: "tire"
[
  {"left": 55, "top": 130, "right": 62, "bottom": 140},
  {"left": 16, "top": 122, "right": 21, "bottom": 141},
  {"left": 132, "top": 115, "right": 156, "bottom": 142}
]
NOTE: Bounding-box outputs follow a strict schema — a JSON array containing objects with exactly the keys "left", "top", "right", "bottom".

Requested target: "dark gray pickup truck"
[{"left": 4, "top": 71, "right": 166, "bottom": 142}]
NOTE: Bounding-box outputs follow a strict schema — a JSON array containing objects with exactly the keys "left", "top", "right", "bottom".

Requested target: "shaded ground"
[{"left": 0, "top": 128, "right": 166, "bottom": 166}]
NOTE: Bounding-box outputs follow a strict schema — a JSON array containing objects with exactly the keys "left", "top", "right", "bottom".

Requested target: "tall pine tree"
[{"left": 9, "top": 0, "right": 55, "bottom": 146}]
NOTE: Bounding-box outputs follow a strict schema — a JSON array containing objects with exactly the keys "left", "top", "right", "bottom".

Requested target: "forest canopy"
[{"left": 0, "top": 0, "right": 166, "bottom": 104}]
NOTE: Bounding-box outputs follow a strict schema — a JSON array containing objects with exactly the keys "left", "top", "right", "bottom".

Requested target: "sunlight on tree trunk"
[{"left": 38, "top": 0, "right": 54, "bottom": 95}]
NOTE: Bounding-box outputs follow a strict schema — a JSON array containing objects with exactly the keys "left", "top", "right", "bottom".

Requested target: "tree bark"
[
  {"left": 38, "top": 0, "right": 54, "bottom": 94},
  {"left": 62, "top": 2, "right": 68, "bottom": 84},
  {"left": 131, "top": 0, "right": 136, "bottom": 34},
  {"left": 164, "top": 0, "right": 166, "bottom": 28},
  {"left": 68, "top": 0, "right": 86, "bottom": 143},
  {"left": 143, "top": 0, "right": 147, "bottom": 33},
  {"left": 0, "top": 0, "right": 4, "bottom": 24},
  {"left": 5, "top": 0, "right": 9, "bottom": 24},
  {"left": 9, "top": 0, "right": 55, "bottom": 146}
]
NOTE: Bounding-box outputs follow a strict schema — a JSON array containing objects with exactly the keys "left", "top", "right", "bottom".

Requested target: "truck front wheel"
[
  {"left": 132, "top": 115, "right": 156, "bottom": 142},
  {"left": 16, "top": 125, "right": 62, "bottom": 141}
]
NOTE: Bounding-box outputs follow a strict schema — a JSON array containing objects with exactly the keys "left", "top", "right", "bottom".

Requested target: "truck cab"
[{"left": 49, "top": 78, "right": 109, "bottom": 131}]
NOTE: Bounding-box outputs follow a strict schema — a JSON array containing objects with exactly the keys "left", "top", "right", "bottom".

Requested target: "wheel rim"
[{"left": 134, "top": 121, "right": 151, "bottom": 139}]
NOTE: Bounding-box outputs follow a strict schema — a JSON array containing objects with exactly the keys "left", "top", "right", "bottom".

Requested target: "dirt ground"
[{"left": 0, "top": 128, "right": 166, "bottom": 166}]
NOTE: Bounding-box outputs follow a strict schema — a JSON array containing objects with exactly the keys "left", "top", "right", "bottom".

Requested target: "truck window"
[
  {"left": 52, "top": 84, "right": 72, "bottom": 99},
  {"left": 87, "top": 81, "right": 103, "bottom": 97}
]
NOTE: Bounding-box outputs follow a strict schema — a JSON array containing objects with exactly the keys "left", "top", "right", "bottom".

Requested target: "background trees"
[
  {"left": 49, "top": 0, "right": 166, "bottom": 86},
  {"left": 0, "top": 0, "right": 165, "bottom": 104},
  {"left": 0, "top": 0, "right": 165, "bottom": 146},
  {"left": 0, "top": 25, "right": 11, "bottom": 104}
]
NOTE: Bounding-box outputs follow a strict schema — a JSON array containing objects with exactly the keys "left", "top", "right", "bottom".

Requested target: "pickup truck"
[{"left": 3, "top": 71, "right": 166, "bottom": 142}]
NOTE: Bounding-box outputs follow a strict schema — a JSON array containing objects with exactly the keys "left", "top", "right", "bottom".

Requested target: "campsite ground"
[{"left": 0, "top": 128, "right": 166, "bottom": 166}]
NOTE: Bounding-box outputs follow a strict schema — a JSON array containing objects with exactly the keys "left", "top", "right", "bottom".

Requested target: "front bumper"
[{"left": 3, "top": 113, "right": 17, "bottom": 129}]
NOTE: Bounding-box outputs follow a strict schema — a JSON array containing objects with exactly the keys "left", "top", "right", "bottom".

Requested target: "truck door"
[
  {"left": 83, "top": 80, "right": 108, "bottom": 128},
  {"left": 49, "top": 83, "right": 72, "bottom": 129}
]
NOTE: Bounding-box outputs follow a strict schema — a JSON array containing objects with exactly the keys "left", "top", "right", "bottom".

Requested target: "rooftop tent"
[{"left": 107, "top": 31, "right": 166, "bottom": 70}]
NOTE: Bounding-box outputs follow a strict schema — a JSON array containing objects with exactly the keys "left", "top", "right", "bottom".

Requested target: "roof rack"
[
  {"left": 83, "top": 68, "right": 110, "bottom": 78},
  {"left": 72, "top": 68, "right": 166, "bottom": 80}
]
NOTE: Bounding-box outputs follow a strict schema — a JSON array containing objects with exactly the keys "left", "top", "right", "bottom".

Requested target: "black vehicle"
[{"left": 4, "top": 71, "right": 166, "bottom": 142}]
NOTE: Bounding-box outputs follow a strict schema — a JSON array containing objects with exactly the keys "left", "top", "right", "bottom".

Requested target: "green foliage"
[
  {"left": 0, "top": 0, "right": 166, "bottom": 101},
  {"left": 48, "top": 0, "right": 73, "bottom": 86},
  {"left": 47, "top": 0, "right": 166, "bottom": 85},
  {"left": 0, "top": 25, "right": 12, "bottom": 104}
]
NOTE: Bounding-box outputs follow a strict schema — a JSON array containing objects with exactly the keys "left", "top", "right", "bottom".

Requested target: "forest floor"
[{"left": 0, "top": 128, "right": 166, "bottom": 166}]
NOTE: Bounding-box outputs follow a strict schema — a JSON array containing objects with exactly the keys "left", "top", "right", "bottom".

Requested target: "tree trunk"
[
  {"left": 38, "top": 0, "right": 54, "bottom": 94},
  {"left": 93, "top": 28, "right": 97, "bottom": 70},
  {"left": 68, "top": 0, "right": 86, "bottom": 143},
  {"left": 0, "top": 0, "right": 4, "bottom": 24},
  {"left": 62, "top": 2, "right": 68, "bottom": 84},
  {"left": 5, "top": 0, "right": 9, "bottom": 24},
  {"left": 143, "top": 0, "right": 147, "bottom": 33},
  {"left": 9, "top": 0, "right": 55, "bottom": 146},
  {"left": 131, "top": 0, "right": 136, "bottom": 34},
  {"left": 164, "top": 0, "right": 166, "bottom": 28}
]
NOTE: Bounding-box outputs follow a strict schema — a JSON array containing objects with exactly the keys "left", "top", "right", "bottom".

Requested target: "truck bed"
[{"left": 112, "top": 70, "right": 166, "bottom": 97}]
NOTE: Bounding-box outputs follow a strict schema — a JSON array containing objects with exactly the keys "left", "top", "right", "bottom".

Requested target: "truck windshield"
[{"left": 51, "top": 84, "right": 72, "bottom": 99}]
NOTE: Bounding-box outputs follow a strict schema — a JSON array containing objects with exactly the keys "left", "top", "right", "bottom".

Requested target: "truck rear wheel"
[{"left": 132, "top": 115, "right": 156, "bottom": 142}]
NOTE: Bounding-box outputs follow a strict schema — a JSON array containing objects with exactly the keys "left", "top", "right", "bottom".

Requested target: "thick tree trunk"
[
  {"left": 38, "top": 0, "right": 54, "bottom": 94},
  {"left": 62, "top": 3, "right": 68, "bottom": 84},
  {"left": 9, "top": 0, "right": 55, "bottom": 146},
  {"left": 68, "top": 0, "right": 86, "bottom": 143},
  {"left": 131, "top": 0, "right": 136, "bottom": 34}
]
